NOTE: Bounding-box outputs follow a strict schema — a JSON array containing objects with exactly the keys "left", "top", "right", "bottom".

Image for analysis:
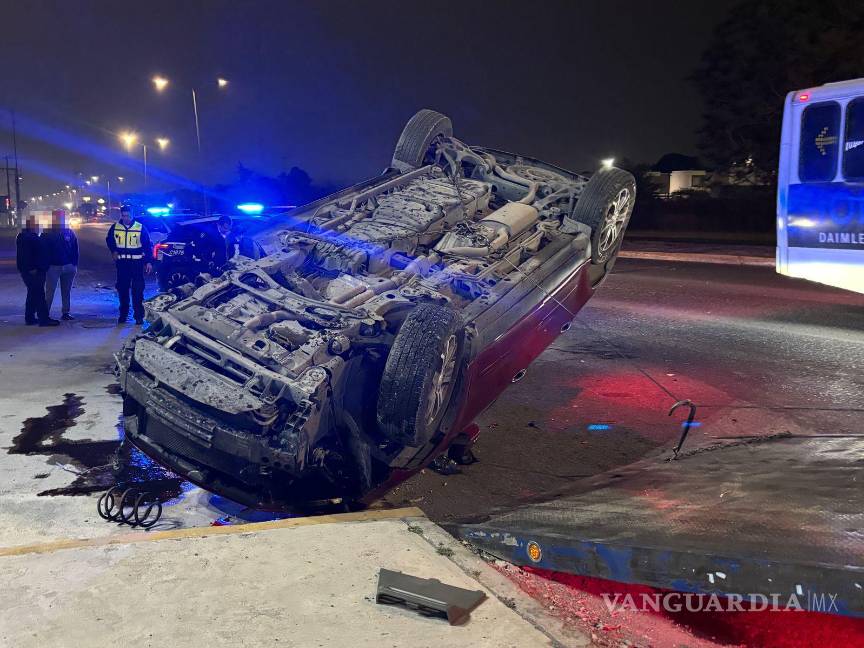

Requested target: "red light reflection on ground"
[
  {"left": 498, "top": 564, "right": 864, "bottom": 648},
  {"left": 541, "top": 368, "right": 733, "bottom": 444}
]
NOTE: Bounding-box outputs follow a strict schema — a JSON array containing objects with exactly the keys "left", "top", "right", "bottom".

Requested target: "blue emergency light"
[
  {"left": 237, "top": 202, "right": 265, "bottom": 215},
  {"left": 146, "top": 206, "right": 170, "bottom": 215}
]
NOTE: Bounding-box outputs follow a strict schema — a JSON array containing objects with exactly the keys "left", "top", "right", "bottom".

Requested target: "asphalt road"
[
  {"left": 382, "top": 252, "right": 864, "bottom": 521},
  {"left": 1, "top": 225, "right": 862, "bottom": 532}
]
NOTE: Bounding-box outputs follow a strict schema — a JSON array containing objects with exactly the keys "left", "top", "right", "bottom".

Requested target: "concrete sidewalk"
[{"left": 0, "top": 508, "right": 585, "bottom": 648}]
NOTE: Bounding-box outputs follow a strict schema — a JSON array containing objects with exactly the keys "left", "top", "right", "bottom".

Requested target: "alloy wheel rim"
[
  {"left": 427, "top": 334, "right": 458, "bottom": 424},
  {"left": 598, "top": 187, "right": 633, "bottom": 256}
]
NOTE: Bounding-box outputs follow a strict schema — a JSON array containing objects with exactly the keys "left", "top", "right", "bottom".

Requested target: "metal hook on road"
[{"left": 669, "top": 399, "right": 698, "bottom": 459}]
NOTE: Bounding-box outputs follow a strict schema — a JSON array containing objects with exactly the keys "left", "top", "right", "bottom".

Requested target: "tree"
[
  {"left": 691, "top": 0, "right": 864, "bottom": 176},
  {"left": 277, "top": 166, "right": 313, "bottom": 204}
]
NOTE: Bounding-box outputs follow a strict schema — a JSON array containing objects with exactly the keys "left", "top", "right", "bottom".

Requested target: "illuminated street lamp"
[
  {"left": 151, "top": 74, "right": 228, "bottom": 215},
  {"left": 119, "top": 131, "right": 138, "bottom": 151},
  {"left": 119, "top": 130, "right": 147, "bottom": 185},
  {"left": 155, "top": 137, "right": 170, "bottom": 151},
  {"left": 152, "top": 75, "right": 169, "bottom": 92},
  {"left": 601, "top": 157, "right": 615, "bottom": 169},
  {"left": 91, "top": 175, "right": 99, "bottom": 183}
]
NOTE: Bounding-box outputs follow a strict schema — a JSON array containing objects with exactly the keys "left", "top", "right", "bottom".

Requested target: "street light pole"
[
  {"left": 143, "top": 144, "right": 148, "bottom": 187},
  {"left": 191, "top": 89, "right": 202, "bottom": 154},
  {"left": 4, "top": 156, "right": 11, "bottom": 227},
  {"left": 190, "top": 88, "right": 209, "bottom": 216},
  {"left": 11, "top": 110, "right": 21, "bottom": 226}
]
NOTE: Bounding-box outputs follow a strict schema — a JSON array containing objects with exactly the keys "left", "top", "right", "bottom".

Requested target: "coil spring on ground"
[{"left": 97, "top": 486, "right": 164, "bottom": 529}]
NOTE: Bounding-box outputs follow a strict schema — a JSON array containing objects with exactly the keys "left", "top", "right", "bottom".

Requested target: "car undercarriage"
[{"left": 116, "top": 109, "right": 636, "bottom": 508}]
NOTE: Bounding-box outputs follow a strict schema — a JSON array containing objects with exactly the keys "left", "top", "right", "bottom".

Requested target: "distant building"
[
  {"left": 647, "top": 169, "right": 708, "bottom": 195},
  {"left": 645, "top": 153, "right": 709, "bottom": 197},
  {"left": 643, "top": 152, "right": 773, "bottom": 197}
]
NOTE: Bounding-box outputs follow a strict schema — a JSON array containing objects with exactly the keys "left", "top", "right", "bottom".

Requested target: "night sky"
[{"left": 0, "top": 0, "right": 736, "bottom": 198}]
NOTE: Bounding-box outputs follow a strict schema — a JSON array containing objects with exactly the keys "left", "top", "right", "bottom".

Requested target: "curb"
[
  {"left": 619, "top": 250, "right": 775, "bottom": 267},
  {"left": 408, "top": 517, "right": 587, "bottom": 647},
  {"left": 0, "top": 506, "right": 424, "bottom": 558}
]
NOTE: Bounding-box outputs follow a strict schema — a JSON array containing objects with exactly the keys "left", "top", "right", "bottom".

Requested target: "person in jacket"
[
  {"left": 16, "top": 215, "right": 58, "bottom": 326},
  {"left": 212, "top": 215, "right": 261, "bottom": 264},
  {"left": 40, "top": 209, "right": 79, "bottom": 321},
  {"left": 188, "top": 215, "right": 238, "bottom": 274},
  {"left": 106, "top": 204, "right": 152, "bottom": 325},
  {"left": 215, "top": 215, "right": 242, "bottom": 266}
]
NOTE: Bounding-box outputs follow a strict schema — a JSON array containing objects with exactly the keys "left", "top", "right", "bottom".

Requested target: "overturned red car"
[{"left": 116, "top": 109, "right": 635, "bottom": 508}]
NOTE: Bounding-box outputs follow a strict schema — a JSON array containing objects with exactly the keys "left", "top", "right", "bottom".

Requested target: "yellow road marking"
[{"left": 0, "top": 507, "right": 425, "bottom": 558}]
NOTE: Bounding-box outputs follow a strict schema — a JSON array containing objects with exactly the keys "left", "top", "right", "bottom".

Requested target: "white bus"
[{"left": 777, "top": 78, "right": 864, "bottom": 294}]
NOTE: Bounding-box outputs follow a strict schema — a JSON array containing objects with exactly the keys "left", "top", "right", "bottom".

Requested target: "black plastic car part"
[{"left": 375, "top": 568, "right": 487, "bottom": 625}]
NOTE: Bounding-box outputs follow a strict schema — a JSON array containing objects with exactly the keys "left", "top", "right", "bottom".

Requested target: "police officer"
[
  {"left": 106, "top": 205, "right": 152, "bottom": 325},
  {"left": 16, "top": 215, "right": 59, "bottom": 326}
]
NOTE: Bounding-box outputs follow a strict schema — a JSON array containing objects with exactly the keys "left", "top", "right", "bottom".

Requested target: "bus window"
[
  {"left": 799, "top": 101, "right": 840, "bottom": 182},
  {"left": 843, "top": 98, "right": 864, "bottom": 180}
]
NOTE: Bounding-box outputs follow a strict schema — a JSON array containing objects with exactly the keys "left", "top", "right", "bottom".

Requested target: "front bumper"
[{"left": 121, "top": 369, "right": 326, "bottom": 508}]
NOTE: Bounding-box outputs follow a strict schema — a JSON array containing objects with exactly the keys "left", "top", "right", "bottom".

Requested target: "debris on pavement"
[{"left": 376, "top": 568, "right": 487, "bottom": 625}]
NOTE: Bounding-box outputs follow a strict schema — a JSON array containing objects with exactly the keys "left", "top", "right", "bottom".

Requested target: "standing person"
[
  {"left": 16, "top": 215, "right": 59, "bottom": 326},
  {"left": 215, "top": 215, "right": 239, "bottom": 266},
  {"left": 106, "top": 204, "right": 152, "bottom": 325},
  {"left": 40, "top": 209, "right": 78, "bottom": 321}
]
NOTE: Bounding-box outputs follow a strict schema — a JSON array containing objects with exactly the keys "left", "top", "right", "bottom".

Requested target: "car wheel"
[
  {"left": 391, "top": 109, "right": 453, "bottom": 172},
  {"left": 377, "top": 303, "right": 463, "bottom": 447},
  {"left": 571, "top": 167, "right": 636, "bottom": 265}
]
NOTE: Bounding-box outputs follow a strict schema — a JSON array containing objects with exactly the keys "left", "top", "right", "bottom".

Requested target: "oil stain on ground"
[{"left": 8, "top": 392, "right": 186, "bottom": 501}]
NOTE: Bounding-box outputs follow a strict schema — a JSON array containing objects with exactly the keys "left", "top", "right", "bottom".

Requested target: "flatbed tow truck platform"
[{"left": 449, "top": 432, "right": 864, "bottom": 616}]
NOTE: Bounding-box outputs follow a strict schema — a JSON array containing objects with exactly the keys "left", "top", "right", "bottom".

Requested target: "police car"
[{"left": 147, "top": 213, "right": 266, "bottom": 291}]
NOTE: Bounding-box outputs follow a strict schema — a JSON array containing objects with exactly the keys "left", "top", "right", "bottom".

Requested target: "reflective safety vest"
[{"left": 113, "top": 221, "right": 144, "bottom": 259}]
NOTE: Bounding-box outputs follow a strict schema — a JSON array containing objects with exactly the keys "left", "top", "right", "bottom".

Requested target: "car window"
[
  {"left": 799, "top": 101, "right": 840, "bottom": 182},
  {"left": 843, "top": 98, "right": 864, "bottom": 180}
]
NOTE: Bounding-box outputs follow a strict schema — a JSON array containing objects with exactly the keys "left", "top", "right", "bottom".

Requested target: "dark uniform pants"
[
  {"left": 116, "top": 260, "right": 145, "bottom": 320},
  {"left": 21, "top": 271, "right": 49, "bottom": 323}
]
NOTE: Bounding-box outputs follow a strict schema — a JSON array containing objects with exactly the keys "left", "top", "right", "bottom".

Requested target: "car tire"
[
  {"left": 571, "top": 167, "right": 636, "bottom": 265},
  {"left": 391, "top": 109, "right": 453, "bottom": 172},
  {"left": 377, "top": 303, "right": 463, "bottom": 447}
]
